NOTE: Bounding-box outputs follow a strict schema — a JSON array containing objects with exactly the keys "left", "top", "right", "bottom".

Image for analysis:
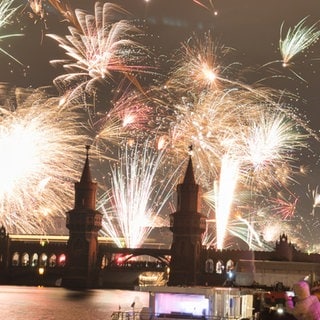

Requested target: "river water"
[{"left": 0, "top": 286, "right": 149, "bottom": 320}]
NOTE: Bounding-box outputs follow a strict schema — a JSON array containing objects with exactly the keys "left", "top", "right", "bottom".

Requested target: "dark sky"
[{"left": 2, "top": 0, "right": 320, "bottom": 128}]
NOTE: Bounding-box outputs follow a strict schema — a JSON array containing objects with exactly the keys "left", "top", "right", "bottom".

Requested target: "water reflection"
[{"left": 0, "top": 286, "right": 149, "bottom": 320}]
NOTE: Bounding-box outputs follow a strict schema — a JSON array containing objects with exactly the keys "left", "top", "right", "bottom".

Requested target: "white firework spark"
[
  {"left": 0, "top": 88, "right": 93, "bottom": 234},
  {"left": 47, "top": 1, "right": 152, "bottom": 101},
  {"left": 0, "top": 0, "right": 23, "bottom": 64},
  {"left": 98, "top": 140, "right": 181, "bottom": 248},
  {"left": 280, "top": 16, "right": 320, "bottom": 68}
]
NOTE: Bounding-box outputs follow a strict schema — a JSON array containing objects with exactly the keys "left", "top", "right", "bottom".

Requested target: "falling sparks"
[
  {"left": 0, "top": 0, "right": 23, "bottom": 64},
  {"left": 280, "top": 16, "right": 320, "bottom": 68},
  {"left": 0, "top": 88, "right": 92, "bottom": 234},
  {"left": 192, "top": 0, "right": 218, "bottom": 16},
  {"left": 98, "top": 140, "right": 181, "bottom": 248},
  {"left": 208, "top": 155, "right": 239, "bottom": 250},
  {"left": 47, "top": 1, "right": 152, "bottom": 102}
]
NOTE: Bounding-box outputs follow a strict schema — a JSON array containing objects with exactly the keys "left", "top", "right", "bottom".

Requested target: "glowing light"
[
  {"left": 192, "top": 0, "right": 217, "bottom": 16},
  {"left": 280, "top": 16, "right": 320, "bottom": 67},
  {"left": 47, "top": 1, "right": 152, "bottom": 101},
  {"left": 151, "top": 31, "right": 314, "bottom": 249},
  {"left": 0, "top": 0, "right": 23, "bottom": 64},
  {"left": 98, "top": 141, "right": 181, "bottom": 248},
  {"left": 214, "top": 156, "right": 239, "bottom": 250},
  {"left": 0, "top": 88, "right": 92, "bottom": 234},
  {"left": 28, "top": 0, "right": 45, "bottom": 20}
]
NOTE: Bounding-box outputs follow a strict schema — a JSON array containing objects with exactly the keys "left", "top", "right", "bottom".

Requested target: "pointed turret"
[
  {"left": 183, "top": 156, "right": 196, "bottom": 185},
  {"left": 80, "top": 145, "right": 92, "bottom": 183},
  {"left": 176, "top": 156, "right": 201, "bottom": 213},
  {"left": 63, "top": 145, "right": 103, "bottom": 289},
  {"left": 168, "top": 155, "right": 206, "bottom": 286},
  {"left": 74, "top": 145, "right": 97, "bottom": 210}
]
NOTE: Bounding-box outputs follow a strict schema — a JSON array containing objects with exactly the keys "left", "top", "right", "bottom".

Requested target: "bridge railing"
[{"left": 110, "top": 311, "right": 252, "bottom": 320}]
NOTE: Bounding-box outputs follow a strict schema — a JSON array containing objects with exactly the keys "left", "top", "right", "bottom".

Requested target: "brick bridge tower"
[
  {"left": 168, "top": 156, "right": 206, "bottom": 286},
  {"left": 62, "top": 145, "right": 103, "bottom": 289}
]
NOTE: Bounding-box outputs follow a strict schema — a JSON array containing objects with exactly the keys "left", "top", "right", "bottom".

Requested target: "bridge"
[{"left": 0, "top": 229, "right": 171, "bottom": 288}]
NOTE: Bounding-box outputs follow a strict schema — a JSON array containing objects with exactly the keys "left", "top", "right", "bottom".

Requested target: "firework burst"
[
  {"left": 280, "top": 16, "right": 320, "bottom": 68},
  {"left": 0, "top": 0, "right": 23, "bottom": 64},
  {"left": 98, "top": 140, "right": 181, "bottom": 248},
  {"left": 47, "top": 1, "right": 153, "bottom": 102},
  {"left": 154, "top": 31, "right": 316, "bottom": 249},
  {"left": 261, "top": 16, "right": 320, "bottom": 82},
  {"left": 0, "top": 87, "right": 93, "bottom": 234},
  {"left": 93, "top": 88, "right": 153, "bottom": 151}
]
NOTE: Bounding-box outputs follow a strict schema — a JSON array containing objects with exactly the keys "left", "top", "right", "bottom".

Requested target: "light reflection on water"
[{"left": 0, "top": 286, "right": 149, "bottom": 320}]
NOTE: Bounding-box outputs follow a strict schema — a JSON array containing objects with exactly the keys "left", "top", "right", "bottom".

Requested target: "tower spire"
[
  {"left": 183, "top": 156, "right": 196, "bottom": 185},
  {"left": 80, "top": 145, "right": 92, "bottom": 183},
  {"left": 63, "top": 145, "right": 103, "bottom": 289},
  {"left": 74, "top": 145, "right": 97, "bottom": 210},
  {"left": 168, "top": 154, "right": 206, "bottom": 286}
]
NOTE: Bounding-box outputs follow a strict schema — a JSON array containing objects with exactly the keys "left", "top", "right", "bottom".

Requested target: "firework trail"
[
  {"left": 205, "top": 155, "right": 239, "bottom": 250},
  {"left": 47, "top": 0, "right": 80, "bottom": 30},
  {"left": 229, "top": 215, "right": 264, "bottom": 251},
  {"left": 0, "top": 87, "right": 93, "bottom": 234},
  {"left": 98, "top": 140, "right": 181, "bottom": 248},
  {"left": 47, "top": 1, "right": 153, "bottom": 102},
  {"left": 308, "top": 185, "right": 320, "bottom": 216},
  {"left": 192, "top": 0, "right": 218, "bottom": 16},
  {"left": 280, "top": 16, "right": 320, "bottom": 68},
  {"left": 261, "top": 16, "right": 320, "bottom": 82},
  {"left": 0, "top": 0, "right": 23, "bottom": 64}
]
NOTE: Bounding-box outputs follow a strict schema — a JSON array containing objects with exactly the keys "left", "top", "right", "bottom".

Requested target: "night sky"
[
  {"left": 2, "top": 1, "right": 320, "bottom": 125},
  {"left": 2, "top": 0, "right": 320, "bottom": 248}
]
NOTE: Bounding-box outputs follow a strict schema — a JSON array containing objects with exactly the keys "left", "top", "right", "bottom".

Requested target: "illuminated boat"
[{"left": 136, "top": 286, "right": 254, "bottom": 320}]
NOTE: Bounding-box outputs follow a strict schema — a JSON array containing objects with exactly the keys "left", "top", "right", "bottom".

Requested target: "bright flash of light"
[
  {"left": 0, "top": 0, "right": 23, "bottom": 64},
  {"left": 98, "top": 141, "right": 181, "bottom": 248},
  {"left": 47, "top": 1, "right": 152, "bottom": 100},
  {"left": 245, "top": 112, "right": 304, "bottom": 170},
  {"left": 166, "top": 32, "right": 236, "bottom": 93},
  {"left": 241, "top": 111, "right": 307, "bottom": 189},
  {"left": 206, "top": 155, "right": 239, "bottom": 250},
  {"left": 279, "top": 16, "right": 320, "bottom": 67},
  {"left": 0, "top": 88, "right": 93, "bottom": 234}
]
